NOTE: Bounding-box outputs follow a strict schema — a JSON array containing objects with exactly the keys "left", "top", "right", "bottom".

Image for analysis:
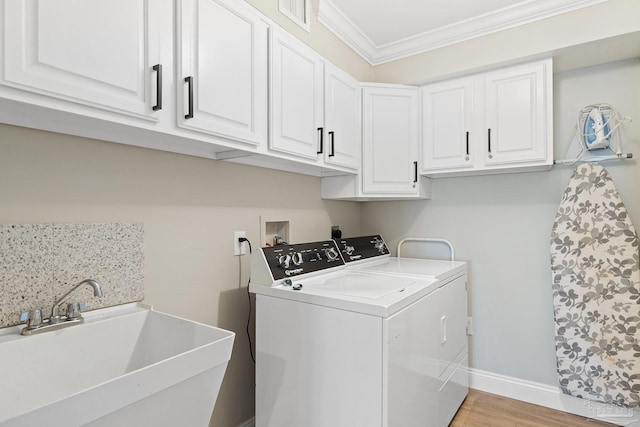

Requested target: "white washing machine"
[
  {"left": 336, "top": 235, "right": 469, "bottom": 426},
  {"left": 250, "top": 237, "right": 468, "bottom": 427}
]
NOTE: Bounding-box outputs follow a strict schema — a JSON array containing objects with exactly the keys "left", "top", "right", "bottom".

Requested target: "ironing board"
[{"left": 551, "top": 163, "right": 640, "bottom": 408}]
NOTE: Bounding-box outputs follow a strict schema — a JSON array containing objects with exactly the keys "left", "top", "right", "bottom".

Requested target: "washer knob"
[
  {"left": 277, "top": 254, "right": 291, "bottom": 269},
  {"left": 345, "top": 245, "right": 355, "bottom": 255},
  {"left": 324, "top": 247, "right": 339, "bottom": 261},
  {"left": 291, "top": 252, "right": 303, "bottom": 266}
]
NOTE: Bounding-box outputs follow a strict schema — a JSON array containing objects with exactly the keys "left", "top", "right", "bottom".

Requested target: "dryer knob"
[{"left": 345, "top": 245, "right": 355, "bottom": 255}]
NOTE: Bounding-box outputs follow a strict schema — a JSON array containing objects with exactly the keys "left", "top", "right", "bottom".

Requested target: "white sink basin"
[{"left": 0, "top": 303, "right": 234, "bottom": 426}]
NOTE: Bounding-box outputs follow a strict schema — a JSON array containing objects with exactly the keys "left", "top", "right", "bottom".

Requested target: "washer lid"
[
  {"left": 305, "top": 273, "right": 414, "bottom": 299},
  {"left": 252, "top": 270, "right": 439, "bottom": 317}
]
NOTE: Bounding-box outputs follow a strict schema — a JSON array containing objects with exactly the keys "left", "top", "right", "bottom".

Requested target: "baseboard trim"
[
  {"left": 240, "top": 371, "right": 638, "bottom": 427},
  {"left": 469, "top": 368, "right": 639, "bottom": 426},
  {"left": 238, "top": 417, "right": 255, "bottom": 427}
]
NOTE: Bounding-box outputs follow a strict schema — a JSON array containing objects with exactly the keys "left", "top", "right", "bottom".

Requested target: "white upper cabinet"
[
  {"left": 483, "top": 62, "right": 549, "bottom": 166},
  {"left": 177, "top": 0, "right": 268, "bottom": 146},
  {"left": 323, "top": 63, "right": 360, "bottom": 170},
  {"left": 2, "top": 0, "right": 166, "bottom": 121},
  {"left": 422, "top": 78, "right": 474, "bottom": 171},
  {"left": 421, "top": 58, "right": 552, "bottom": 176},
  {"left": 0, "top": 0, "right": 553, "bottom": 184},
  {"left": 321, "top": 84, "right": 431, "bottom": 201},
  {"left": 269, "top": 28, "right": 324, "bottom": 160},
  {"left": 362, "top": 85, "right": 423, "bottom": 196},
  {"left": 269, "top": 30, "right": 359, "bottom": 171}
]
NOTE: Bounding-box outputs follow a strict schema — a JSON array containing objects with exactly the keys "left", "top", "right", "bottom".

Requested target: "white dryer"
[{"left": 336, "top": 235, "right": 470, "bottom": 426}]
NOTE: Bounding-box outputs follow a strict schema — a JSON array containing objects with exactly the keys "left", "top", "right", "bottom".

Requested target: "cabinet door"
[
  {"left": 362, "top": 86, "right": 420, "bottom": 195},
  {"left": 269, "top": 28, "right": 324, "bottom": 160},
  {"left": 324, "top": 64, "right": 360, "bottom": 170},
  {"left": 178, "top": 0, "right": 268, "bottom": 146},
  {"left": 422, "top": 78, "right": 474, "bottom": 171},
  {"left": 2, "top": 0, "right": 165, "bottom": 121},
  {"left": 483, "top": 60, "right": 550, "bottom": 166}
]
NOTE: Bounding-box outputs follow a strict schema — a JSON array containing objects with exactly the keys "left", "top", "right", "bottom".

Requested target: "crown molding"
[
  {"left": 318, "top": 0, "right": 608, "bottom": 66},
  {"left": 316, "top": 0, "right": 379, "bottom": 64}
]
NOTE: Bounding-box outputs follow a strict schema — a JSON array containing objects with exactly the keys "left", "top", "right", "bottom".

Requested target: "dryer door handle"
[{"left": 440, "top": 315, "right": 447, "bottom": 344}]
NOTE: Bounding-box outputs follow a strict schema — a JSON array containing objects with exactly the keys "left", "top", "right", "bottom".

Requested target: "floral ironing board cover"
[{"left": 551, "top": 163, "right": 640, "bottom": 408}]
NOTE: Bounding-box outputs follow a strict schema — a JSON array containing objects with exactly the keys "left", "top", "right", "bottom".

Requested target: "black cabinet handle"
[
  {"left": 488, "top": 128, "right": 492, "bottom": 153},
  {"left": 317, "top": 127, "right": 324, "bottom": 154},
  {"left": 413, "top": 161, "right": 418, "bottom": 183},
  {"left": 152, "top": 64, "right": 163, "bottom": 111},
  {"left": 466, "top": 131, "right": 469, "bottom": 155},
  {"left": 328, "top": 131, "right": 335, "bottom": 157},
  {"left": 184, "top": 76, "right": 194, "bottom": 119}
]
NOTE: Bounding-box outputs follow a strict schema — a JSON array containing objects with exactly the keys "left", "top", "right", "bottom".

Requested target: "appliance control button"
[
  {"left": 373, "top": 238, "right": 386, "bottom": 253},
  {"left": 292, "top": 283, "right": 303, "bottom": 291},
  {"left": 344, "top": 245, "right": 355, "bottom": 255},
  {"left": 291, "top": 252, "right": 303, "bottom": 266},
  {"left": 277, "top": 254, "right": 291, "bottom": 269},
  {"left": 324, "top": 247, "right": 339, "bottom": 261}
]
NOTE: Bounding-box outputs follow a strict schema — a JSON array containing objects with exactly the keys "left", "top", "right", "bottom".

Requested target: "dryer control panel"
[
  {"left": 261, "top": 240, "right": 345, "bottom": 281},
  {"left": 335, "top": 235, "right": 390, "bottom": 263}
]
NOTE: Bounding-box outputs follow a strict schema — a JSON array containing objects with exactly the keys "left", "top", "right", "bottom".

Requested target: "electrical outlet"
[
  {"left": 234, "top": 231, "right": 246, "bottom": 256},
  {"left": 466, "top": 317, "right": 474, "bottom": 335}
]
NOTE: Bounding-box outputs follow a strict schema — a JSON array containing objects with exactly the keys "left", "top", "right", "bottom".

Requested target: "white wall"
[
  {"left": 361, "top": 59, "right": 640, "bottom": 386},
  {"left": 0, "top": 124, "right": 361, "bottom": 426}
]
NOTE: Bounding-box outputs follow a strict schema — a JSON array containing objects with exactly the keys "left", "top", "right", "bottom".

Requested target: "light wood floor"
[{"left": 450, "top": 389, "right": 616, "bottom": 427}]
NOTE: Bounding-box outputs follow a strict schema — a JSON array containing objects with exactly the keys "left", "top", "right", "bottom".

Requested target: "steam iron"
[
  {"left": 579, "top": 106, "right": 611, "bottom": 150},
  {"left": 557, "top": 104, "right": 631, "bottom": 165}
]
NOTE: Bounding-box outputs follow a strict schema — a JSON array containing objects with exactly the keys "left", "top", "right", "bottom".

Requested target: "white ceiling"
[{"left": 317, "top": 0, "right": 608, "bottom": 65}]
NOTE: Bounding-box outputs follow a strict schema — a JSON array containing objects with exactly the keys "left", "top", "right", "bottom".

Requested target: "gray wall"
[
  {"left": 0, "top": 124, "right": 361, "bottom": 426},
  {"left": 361, "top": 59, "right": 640, "bottom": 386}
]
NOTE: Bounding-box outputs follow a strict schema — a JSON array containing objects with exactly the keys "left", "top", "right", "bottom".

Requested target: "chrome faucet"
[
  {"left": 49, "top": 279, "right": 103, "bottom": 324},
  {"left": 20, "top": 279, "right": 103, "bottom": 335}
]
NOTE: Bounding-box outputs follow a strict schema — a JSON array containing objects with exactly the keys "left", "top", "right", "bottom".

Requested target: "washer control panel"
[
  {"left": 262, "top": 240, "right": 345, "bottom": 280},
  {"left": 335, "top": 235, "right": 390, "bottom": 263}
]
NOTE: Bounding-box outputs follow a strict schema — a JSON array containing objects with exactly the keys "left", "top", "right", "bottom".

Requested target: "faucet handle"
[
  {"left": 20, "top": 309, "right": 43, "bottom": 328},
  {"left": 66, "top": 302, "right": 86, "bottom": 320}
]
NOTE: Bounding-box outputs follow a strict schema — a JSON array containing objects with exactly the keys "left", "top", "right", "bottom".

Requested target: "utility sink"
[{"left": 0, "top": 303, "right": 235, "bottom": 426}]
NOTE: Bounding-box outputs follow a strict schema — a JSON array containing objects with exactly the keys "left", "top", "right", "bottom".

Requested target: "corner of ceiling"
[
  {"left": 317, "top": 0, "right": 609, "bottom": 67},
  {"left": 316, "top": 0, "right": 378, "bottom": 65}
]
